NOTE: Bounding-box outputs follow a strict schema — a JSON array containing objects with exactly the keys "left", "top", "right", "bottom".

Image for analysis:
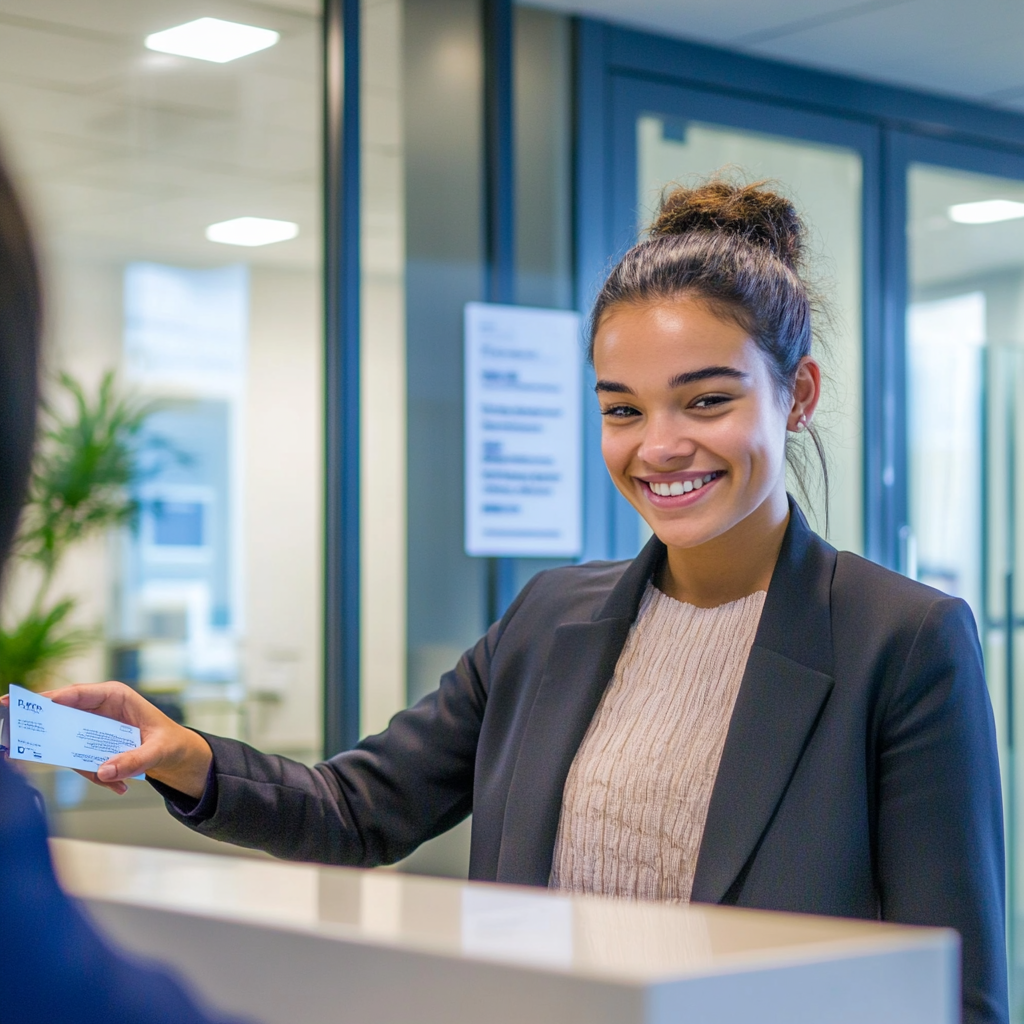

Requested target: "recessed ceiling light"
[
  {"left": 206, "top": 217, "right": 299, "bottom": 247},
  {"left": 145, "top": 18, "right": 279, "bottom": 64},
  {"left": 948, "top": 199, "right": 1024, "bottom": 225}
]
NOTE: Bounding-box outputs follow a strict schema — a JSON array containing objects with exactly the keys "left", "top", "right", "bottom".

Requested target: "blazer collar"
[
  {"left": 494, "top": 533, "right": 663, "bottom": 885},
  {"left": 691, "top": 499, "right": 837, "bottom": 903},
  {"left": 496, "top": 497, "right": 837, "bottom": 896}
]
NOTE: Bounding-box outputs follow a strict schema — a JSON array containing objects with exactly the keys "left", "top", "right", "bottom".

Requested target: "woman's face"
[{"left": 592, "top": 295, "right": 814, "bottom": 552}]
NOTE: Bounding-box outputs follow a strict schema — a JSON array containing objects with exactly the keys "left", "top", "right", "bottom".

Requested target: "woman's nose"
[{"left": 637, "top": 417, "right": 697, "bottom": 467}]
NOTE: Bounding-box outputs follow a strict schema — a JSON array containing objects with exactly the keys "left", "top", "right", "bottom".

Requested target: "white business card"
[{"left": 7, "top": 684, "right": 141, "bottom": 774}]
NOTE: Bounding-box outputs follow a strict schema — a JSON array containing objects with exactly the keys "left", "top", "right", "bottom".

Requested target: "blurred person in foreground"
[{"left": 0, "top": 152, "right": 246, "bottom": 1024}]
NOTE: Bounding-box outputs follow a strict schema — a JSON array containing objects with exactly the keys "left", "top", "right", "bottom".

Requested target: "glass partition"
[
  {"left": 0, "top": 1, "right": 323, "bottom": 853},
  {"left": 907, "top": 162, "right": 1024, "bottom": 1005}
]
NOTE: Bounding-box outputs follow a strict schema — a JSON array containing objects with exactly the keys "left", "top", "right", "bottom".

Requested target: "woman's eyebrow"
[
  {"left": 594, "top": 380, "right": 634, "bottom": 394},
  {"left": 668, "top": 366, "right": 749, "bottom": 387},
  {"left": 595, "top": 367, "right": 749, "bottom": 394}
]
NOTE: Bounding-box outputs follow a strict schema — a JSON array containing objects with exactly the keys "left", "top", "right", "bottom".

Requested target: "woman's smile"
[{"left": 639, "top": 470, "right": 725, "bottom": 507}]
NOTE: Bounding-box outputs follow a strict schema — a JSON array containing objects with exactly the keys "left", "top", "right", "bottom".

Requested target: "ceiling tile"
[{"left": 530, "top": 0, "right": 1024, "bottom": 106}]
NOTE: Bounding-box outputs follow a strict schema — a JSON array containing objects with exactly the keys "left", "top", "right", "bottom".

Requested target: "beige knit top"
[{"left": 549, "top": 582, "right": 766, "bottom": 904}]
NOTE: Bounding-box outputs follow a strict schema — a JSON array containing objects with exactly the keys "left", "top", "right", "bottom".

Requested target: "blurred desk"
[{"left": 52, "top": 838, "right": 956, "bottom": 1024}]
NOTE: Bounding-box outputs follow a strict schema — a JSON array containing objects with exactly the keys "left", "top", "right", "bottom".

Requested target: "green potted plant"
[{"left": 0, "top": 371, "right": 152, "bottom": 695}]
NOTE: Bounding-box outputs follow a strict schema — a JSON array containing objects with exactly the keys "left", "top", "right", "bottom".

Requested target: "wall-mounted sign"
[{"left": 464, "top": 302, "right": 583, "bottom": 558}]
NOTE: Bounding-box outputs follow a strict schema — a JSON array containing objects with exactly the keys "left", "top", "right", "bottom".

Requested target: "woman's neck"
[{"left": 658, "top": 491, "right": 790, "bottom": 609}]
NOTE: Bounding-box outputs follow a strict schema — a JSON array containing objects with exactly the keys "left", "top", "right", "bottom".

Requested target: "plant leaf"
[{"left": 0, "top": 598, "right": 97, "bottom": 695}]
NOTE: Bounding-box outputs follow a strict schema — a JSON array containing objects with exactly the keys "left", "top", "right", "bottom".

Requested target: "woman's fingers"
[
  {"left": 44, "top": 682, "right": 143, "bottom": 722},
  {"left": 48, "top": 683, "right": 174, "bottom": 785},
  {"left": 73, "top": 768, "right": 128, "bottom": 796},
  {"left": 6, "top": 680, "right": 212, "bottom": 799},
  {"left": 96, "top": 747, "right": 154, "bottom": 785}
]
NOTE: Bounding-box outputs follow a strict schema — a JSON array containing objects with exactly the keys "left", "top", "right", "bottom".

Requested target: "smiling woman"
[
  {"left": 58, "top": 181, "right": 1007, "bottom": 1024},
  {"left": 590, "top": 182, "right": 822, "bottom": 607},
  {"left": 594, "top": 297, "right": 816, "bottom": 606}
]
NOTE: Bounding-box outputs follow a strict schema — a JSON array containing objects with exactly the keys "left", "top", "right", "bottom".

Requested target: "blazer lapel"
[
  {"left": 495, "top": 535, "right": 665, "bottom": 886},
  {"left": 691, "top": 500, "right": 837, "bottom": 904}
]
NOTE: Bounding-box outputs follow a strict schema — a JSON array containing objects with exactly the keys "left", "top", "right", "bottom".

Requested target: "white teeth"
[{"left": 649, "top": 473, "right": 718, "bottom": 497}]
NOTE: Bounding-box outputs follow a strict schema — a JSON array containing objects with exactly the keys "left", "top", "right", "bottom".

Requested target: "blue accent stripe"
[
  {"left": 604, "top": 23, "right": 1024, "bottom": 152},
  {"left": 484, "top": 0, "right": 518, "bottom": 619},
  {"left": 324, "top": 0, "right": 360, "bottom": 755}
]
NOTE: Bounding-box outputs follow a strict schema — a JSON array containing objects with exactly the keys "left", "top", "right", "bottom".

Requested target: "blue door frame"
[{"left": 574, "top": 16, "right": 1024, "bottom": 570}]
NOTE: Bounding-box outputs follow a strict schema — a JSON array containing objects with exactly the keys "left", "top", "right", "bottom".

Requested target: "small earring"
[{"left": 794, "top": 415, "right": 807, "bottom": 433}]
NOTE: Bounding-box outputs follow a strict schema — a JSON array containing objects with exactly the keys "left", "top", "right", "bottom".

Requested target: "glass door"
[
  {"left": 0, "top": 1, "right": 324, "bottom": 849},
  {"left": 903, "top": 144, "right": 1024, "bottom": 1016},
  {"left": 600, "top": 76, "right": 879, "bottom": 560}
]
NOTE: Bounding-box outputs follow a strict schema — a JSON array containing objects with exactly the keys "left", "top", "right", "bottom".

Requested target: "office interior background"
[{"left": 6, "top": 0, "right": 1024, "bottom": 1008}]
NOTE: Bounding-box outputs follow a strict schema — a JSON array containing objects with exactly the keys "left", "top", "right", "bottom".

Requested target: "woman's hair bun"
[{"left": 649, "top": 179, "right": 804, "bottom": 269}]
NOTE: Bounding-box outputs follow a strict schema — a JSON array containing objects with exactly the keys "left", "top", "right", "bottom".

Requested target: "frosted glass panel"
[
  {"left": 908, "top": 161, "right": 1024, "bottom": 1011},
  {"left": 636, "top": 117, "right": 863, "bottom": 553},
  {"left": 906, "top": 291, "right": 985, "bottom": 613}
]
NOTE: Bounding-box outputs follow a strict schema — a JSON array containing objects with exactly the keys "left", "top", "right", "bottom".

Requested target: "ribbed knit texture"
[{"left": 549, "top": 583, "right": 766, "bottom": 903}]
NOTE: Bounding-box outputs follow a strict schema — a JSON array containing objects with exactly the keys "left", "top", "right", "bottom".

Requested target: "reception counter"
[{"left": 52, "top": 838, "right": 957, "bottom": 1024}]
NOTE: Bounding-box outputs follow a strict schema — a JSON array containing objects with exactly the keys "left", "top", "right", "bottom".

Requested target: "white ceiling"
[
  {"left": 527, "top": 0, "right": 1024, "bottom": 113},
  {"left": 4, "top": 0, "right": 1022, "bottom": 286},
  {"left": 0, "top": 0, "right": 320, "bottom": 271}
]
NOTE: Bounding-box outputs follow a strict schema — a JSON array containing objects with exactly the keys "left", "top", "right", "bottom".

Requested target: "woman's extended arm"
[
  {"left": 156, "top": 626, "right": 490, "bottom": 864},
  {"left": 875, "top": 597, "right": 1008, "bottom": 1024},
  {"left": 46, "top": 590, "right": 520, "bottom": 866}
]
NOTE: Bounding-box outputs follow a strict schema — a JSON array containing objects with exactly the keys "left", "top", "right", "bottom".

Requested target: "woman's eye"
[
  {"left": 601, "top": 404, "right": 640, "bottom": 419},
  {"left": 691, "top": 394, "right": 731, "bottom": 410}
]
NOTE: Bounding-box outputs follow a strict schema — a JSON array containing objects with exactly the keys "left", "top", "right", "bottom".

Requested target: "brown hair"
[{"left": 588, "top": 179, "right": 829, "bottom": 527}]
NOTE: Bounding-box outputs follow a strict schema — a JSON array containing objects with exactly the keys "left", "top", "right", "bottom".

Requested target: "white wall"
[
  {"left": 360, "top": 0, "right": 408, "bottom": 736},
  {"left": 243, "top": 266, "right": 323, "bottom": 753}
]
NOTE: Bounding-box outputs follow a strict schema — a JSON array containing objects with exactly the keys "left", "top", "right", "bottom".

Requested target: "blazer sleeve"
[
  {"left": 875, "top": 597, "right": 1008, "bottom": 1024},
  {"left": 158, "top": 576, "right": 541, "bottom": 865}
]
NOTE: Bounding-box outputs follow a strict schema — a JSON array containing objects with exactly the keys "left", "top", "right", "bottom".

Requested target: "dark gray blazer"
[{"left": 160, "top": 502, "right": 1007, "bottom": 1024}]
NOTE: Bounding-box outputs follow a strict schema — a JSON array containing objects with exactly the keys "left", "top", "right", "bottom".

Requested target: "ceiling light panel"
[
  {"left": 206, "top": 217, "right": 299, "bottom": 247},
  {"left": 145, "top": 18, "right": 279, "bottom": 64},
  {"left": 948, "top": 199, "right": 1024, "bottom": 225}
]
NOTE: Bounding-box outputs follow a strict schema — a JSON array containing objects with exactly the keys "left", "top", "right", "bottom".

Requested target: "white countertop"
[{"left": 52, "top": 838, "right": 957, "bottom": 1024}]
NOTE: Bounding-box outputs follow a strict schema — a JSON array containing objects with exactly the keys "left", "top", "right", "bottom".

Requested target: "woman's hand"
[{"left": 7, "top": 682, "right": 213, "bottom": 799}]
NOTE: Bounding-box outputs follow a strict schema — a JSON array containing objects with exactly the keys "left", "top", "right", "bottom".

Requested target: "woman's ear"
[{"left": 787, "top": 357, "right": 822, "bottom": 433}]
